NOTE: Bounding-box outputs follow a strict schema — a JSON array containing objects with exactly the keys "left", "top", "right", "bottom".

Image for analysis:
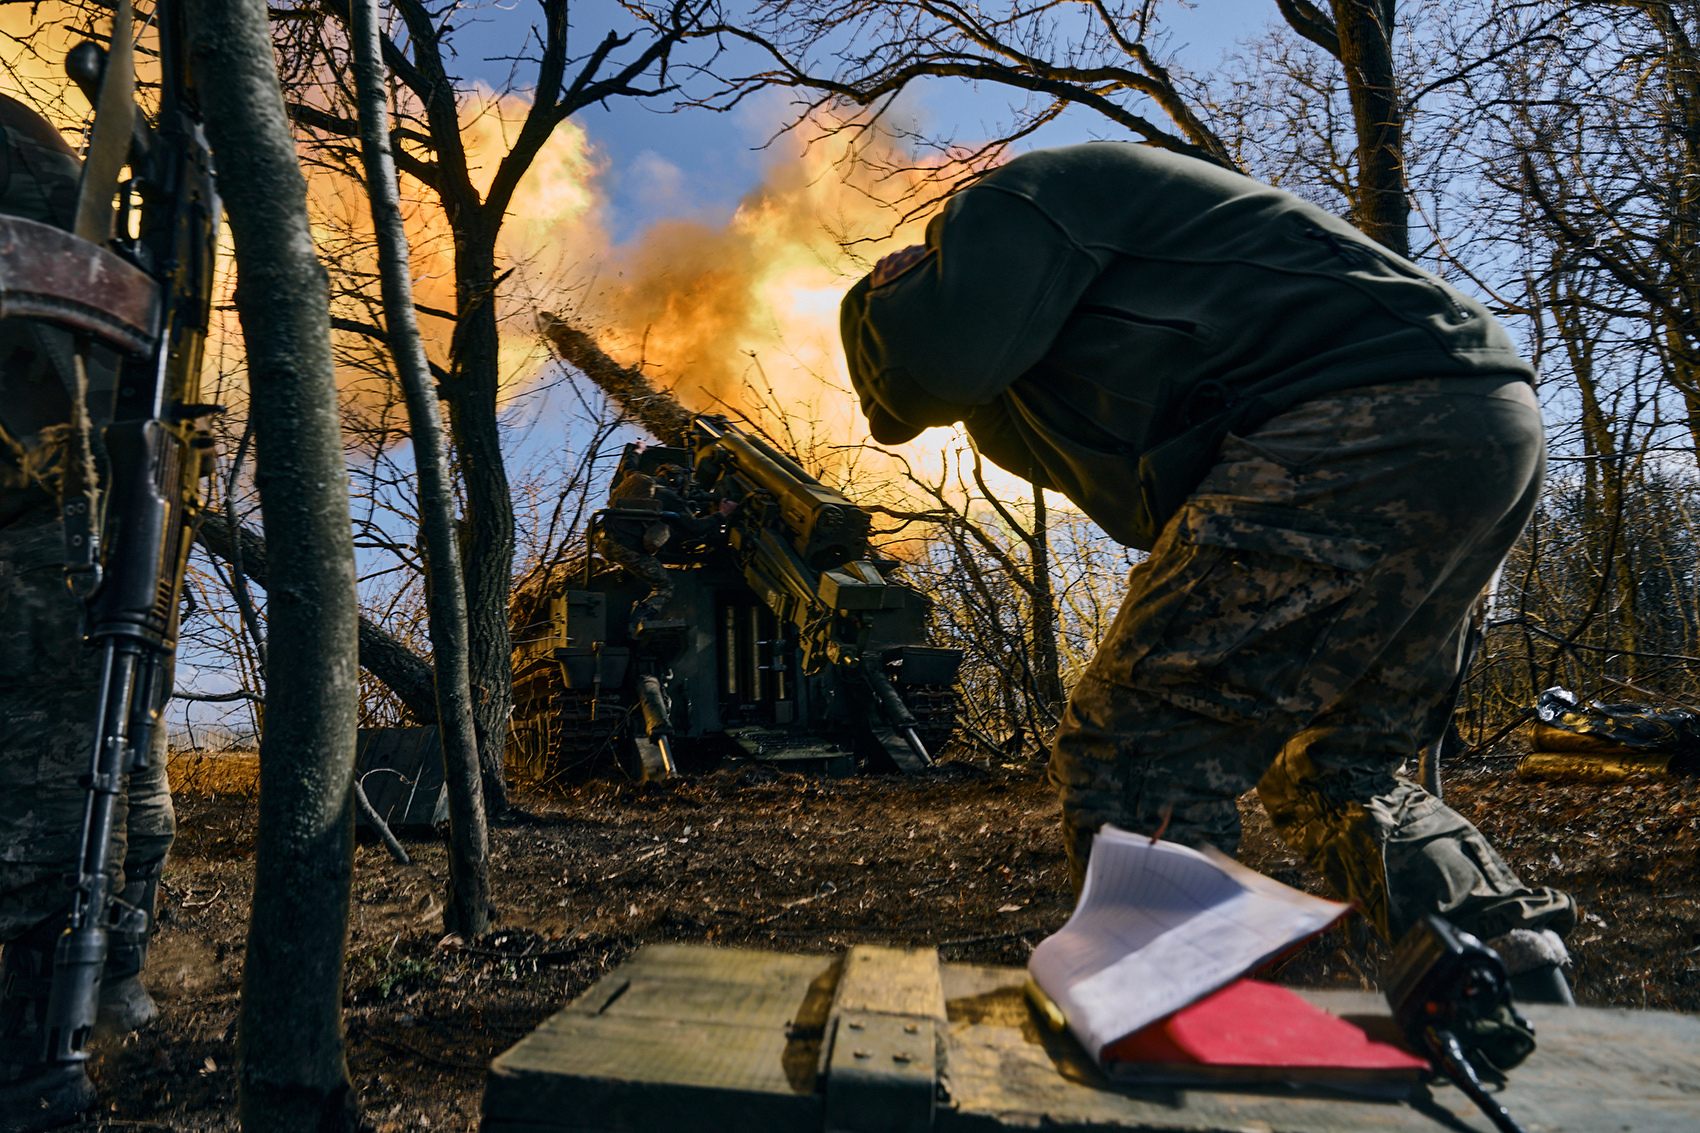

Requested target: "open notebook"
[
  {"left": 1101, "top": 977, "right": 1427, "bottom": 1095},
  {"left": 1029, "top": 825, "right": 1425, "bottom": 1092}
]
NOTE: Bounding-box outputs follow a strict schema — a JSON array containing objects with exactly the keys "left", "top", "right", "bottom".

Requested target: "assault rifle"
[{"left": 0, "top": 0, "right": 221, "bottom": 1066}]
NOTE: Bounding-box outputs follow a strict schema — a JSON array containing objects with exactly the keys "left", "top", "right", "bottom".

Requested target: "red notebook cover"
[{"left": 1101, "top": 978, "right": 1428, "bottom": 1094}]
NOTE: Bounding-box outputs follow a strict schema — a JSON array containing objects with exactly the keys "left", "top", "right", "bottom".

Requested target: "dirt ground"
[{"left": 68, "top": 745, "right": 1699, "bottom": 1132}]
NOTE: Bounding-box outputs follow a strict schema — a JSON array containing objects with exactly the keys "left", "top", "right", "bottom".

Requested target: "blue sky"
[{"left": 448, "top": 1, "right": 1279, "bottom": 242}]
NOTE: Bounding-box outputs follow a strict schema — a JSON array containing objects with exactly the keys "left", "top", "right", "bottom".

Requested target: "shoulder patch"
[{"left": 870, "top": 244, "right": 933, "bottom": 289}]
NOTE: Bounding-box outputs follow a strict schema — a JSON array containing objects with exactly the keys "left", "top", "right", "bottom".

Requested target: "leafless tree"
[
  {"left": 347, "top": 0, "right": 490, "bottom": 934},
  {"left": 1428, "top": 1, "right": 1700, "bottom": 729},
  {"left": 185, "top": 0, "right": 363, "bottom": 1126},
  {"left": 701, "top": 1, "right": 1421, "bottom": 251}
]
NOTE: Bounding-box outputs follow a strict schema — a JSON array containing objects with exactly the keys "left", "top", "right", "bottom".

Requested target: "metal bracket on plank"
[
  {"left": 821, "top": 1008, "right": 939, "bottom": 1133},
  {"left": 819, "top": 944, "right": 946, "bottom": 1132}
]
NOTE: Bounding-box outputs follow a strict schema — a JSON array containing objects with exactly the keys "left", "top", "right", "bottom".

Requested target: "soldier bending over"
[{"left": 840, "top": 143, "right": 1575, "bottom": 1004}]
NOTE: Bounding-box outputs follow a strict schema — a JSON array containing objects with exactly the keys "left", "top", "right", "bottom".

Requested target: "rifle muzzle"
[{"left": 42, "top": 927, "right": 106, "bottom": 1063}]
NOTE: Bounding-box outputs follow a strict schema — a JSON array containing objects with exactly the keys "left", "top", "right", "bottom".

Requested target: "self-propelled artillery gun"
[{"left": 510, "top": 412, "right": 961, "bottom": 782}]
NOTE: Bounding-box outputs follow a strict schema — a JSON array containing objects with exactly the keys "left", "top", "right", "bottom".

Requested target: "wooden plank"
[
  {"left": 484, "top": 944, "right": 1700, "bottom": 1132},
  {"left": 484, "top": 944, "right": 839, "bottom": 1132},
  {"left": 834, "top": 945, "right": 946, "bottom": 1021},
  {"left": 484, "top": 1015, "right": 821, "bottom": 1131},
  {"left": 568, "top": 942, "right": 834, "bottom": 999},
  {"left": 937, "top": 963, "right": 1700, "bottom": 1133},
  {"left": 564, "top": 945, "right": 839, "bottom": 1030}
]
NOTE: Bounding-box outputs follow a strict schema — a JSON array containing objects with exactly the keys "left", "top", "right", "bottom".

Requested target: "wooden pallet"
[{"left": 481, "top": 942, "right": 1700, "bottom": 1132}]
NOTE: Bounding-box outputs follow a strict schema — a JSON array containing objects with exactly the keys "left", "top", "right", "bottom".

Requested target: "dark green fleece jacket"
[{"left": 840, "top": 143, "right": 1534, "bottom": 549}]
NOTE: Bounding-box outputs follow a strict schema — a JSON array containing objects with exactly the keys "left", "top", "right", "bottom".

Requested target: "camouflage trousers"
[
  {"left": 1051, "top": 376, "right": 1575, "bottom": 945},
  {"left": 0, "top": 509, "right": 175, "bottom": 941},
  {"left": 595, "top": 535, "right": 674, "bottom": 618}
]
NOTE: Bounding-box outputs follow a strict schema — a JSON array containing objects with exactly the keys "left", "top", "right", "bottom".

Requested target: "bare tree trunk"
[
  {"left": 1278, "top": 0, "right": 1410, "bottom": 254},
  {"left": 352, "top": 0, "right": 512, "bottom": 817},
  {"left": 185, "top": 1, "right": 360, "bottom": 1128},
  {"left": 1330, "top": 0, "right": 1408, "bottom": 255},
  {"left": 538, "top": 311, "right": 696, "bottom": 445},
  {"left": 446, "top": 236, "right": 517, "bottom": 818},
  {"left": 1028, "top": 483, "right": 1065, "bottom": 715},
  {"left": 349, "top": 0, "right": 490, "bottom": 937}
]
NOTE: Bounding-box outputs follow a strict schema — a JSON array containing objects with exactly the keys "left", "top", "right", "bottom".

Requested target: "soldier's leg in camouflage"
[
  {"left": 1050, "top": 504, "right": 1306, "bottom": 893},
  {"left": 97, "top": 862, "right": 161, "bottom": 1034},
  {"left": 1056, "top": 378, "right": 1575, "bottom": 1003},
  {"left": 1242, "top": 379, "right": 1576, "bottom": 999},
  {"left": 0, "top": 898, "right": 96, "bottom": 1131},
  {"left": 1, "top": 515, "right": 100, "bottom": 1128},
  {"left": 1258, "top": 609, "right": 1577, "bottom": 1001},
  {"left": 1049, "top": 383, "right": 1420, "bottom": 888},
  {"left": 98, "top": 724, "right": 174, "bottom": 1034},
  {"left": 1257, "top": 640, "right": 1576, "bottom": 950},
  {"left": 1053, "top": 674, "right": 1291, "bottom": 894}
]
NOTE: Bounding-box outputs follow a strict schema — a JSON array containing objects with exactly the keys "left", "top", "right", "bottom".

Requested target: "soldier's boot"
[
  {"left": 0, "top": 918, "right": 97, "bottom": 1133},
  {"left": 1489, "top": 927, "right": 1576, "bottom": 1006},
  {"left": 97, "top": 864, "right": 162, "bottom": 1035}
]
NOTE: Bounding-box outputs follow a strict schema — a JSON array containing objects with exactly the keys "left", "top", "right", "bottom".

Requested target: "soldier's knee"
[
  {"left": 123, "top": 828, "right": 174, "bottom": 877},
  {"left": 1058, "top": 810, "right": 1096, "bottom": 899},
  {"left": 1255, "top": 753, "right": 1307, "bottom": 828}
]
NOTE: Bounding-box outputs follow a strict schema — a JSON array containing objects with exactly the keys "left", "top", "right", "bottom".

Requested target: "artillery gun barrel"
[
  {"left": 537, "top": 311, "right": 695, "bottom": 446},
  {"left": 695, "top": 416, "right": 870, "bottom": 569}
]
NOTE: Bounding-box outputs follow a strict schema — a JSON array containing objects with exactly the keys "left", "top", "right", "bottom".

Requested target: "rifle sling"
[{"left": 73, "top": 0, "right": 135, "bottom": 245}]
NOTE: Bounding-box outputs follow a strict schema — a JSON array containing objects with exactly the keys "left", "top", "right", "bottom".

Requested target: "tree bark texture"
[
  {"left": 184, "top": 1, "right": 361, "bottom": 1129},
  {"left": 197, "top": 513, "right": 439, "bottom": 725},
  {"left": 1027, "top": 484, "right": 1065, "bottom": 715},
  {"left": 1329, "top": 0, "right": 1408, "bottom": 255},
  {"left": 350, "top": 0, "right": 490, "bottom": 937},
  {"left": 444, "top": 227, "right": 517, "bottom": 817}
]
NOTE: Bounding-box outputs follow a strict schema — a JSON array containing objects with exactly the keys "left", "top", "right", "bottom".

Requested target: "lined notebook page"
[{"left": 1029, "top": 825, "right": 1348, "bottom": 1061}]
